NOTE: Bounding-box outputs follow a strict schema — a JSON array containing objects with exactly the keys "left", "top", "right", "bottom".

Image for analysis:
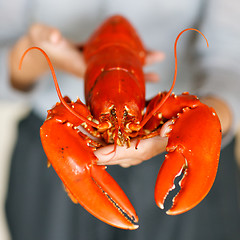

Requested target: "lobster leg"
[
  {"left": 40, "top": 100, "right": 138, "bottom": 229},
  {"left": 145, "top": 93, "right": 221, "bottom": 214}
]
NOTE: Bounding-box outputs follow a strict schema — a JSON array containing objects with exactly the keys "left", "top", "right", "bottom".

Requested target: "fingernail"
[
  {"left": 160, "top": 119, "right": 174, "bottom": 137},
  {"left": 50, "top": 31, "right": 61, "bottom": 43}
]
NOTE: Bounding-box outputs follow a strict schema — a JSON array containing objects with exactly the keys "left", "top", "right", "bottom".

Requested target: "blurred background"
[{"left": 1, "top": 0, "right": 240, "bottom": 239}]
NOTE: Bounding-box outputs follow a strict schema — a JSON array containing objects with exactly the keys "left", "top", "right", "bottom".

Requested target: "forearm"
[
  {"left": 8, "top": 23, "right": 86, "bottom": 93},
  {"left": 194, "top": 0, "right": 240, "bottom": 142},
  {"left": 9, "top": 35, "right": 49, "bottom": 91},
  {"left": 200, "top": 95, "right": 232, "bottom": 136}
]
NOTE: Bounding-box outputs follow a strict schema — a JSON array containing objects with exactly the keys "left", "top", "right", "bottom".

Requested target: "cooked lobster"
[{"left": 20, "top": 15, "right": 222, "bottom": 230}]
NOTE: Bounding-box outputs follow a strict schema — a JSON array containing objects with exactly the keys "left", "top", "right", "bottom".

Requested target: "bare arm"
[{"left": 9, "top": 24, "right": 86, "bottom": 91}]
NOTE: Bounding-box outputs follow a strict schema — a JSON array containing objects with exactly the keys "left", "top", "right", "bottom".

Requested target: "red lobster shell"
[{"left": 20, "top": 15, "right": 221, "bottom": 229}]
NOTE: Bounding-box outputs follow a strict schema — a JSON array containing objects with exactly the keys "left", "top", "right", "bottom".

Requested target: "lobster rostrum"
[{"left": 20, "top": 15, "right": 222, "bottom": 230}]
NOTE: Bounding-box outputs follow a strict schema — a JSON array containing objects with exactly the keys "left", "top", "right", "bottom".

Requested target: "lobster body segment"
[
  {"left": 84, "top": 46, "right": 145, "bottom": 121},
  {"left": 20, "top": 15, "right": 222, "bottom": 229},
  {"left": 84, "top": 15, "right": 146, "bottom": 128}
]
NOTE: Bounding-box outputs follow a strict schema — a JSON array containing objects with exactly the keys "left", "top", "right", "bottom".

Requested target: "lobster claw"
[
  {"left": 40, "top": 109, "right": 138, "bottom": 229},
  {"left": 155, "top": 103, "right": 222, "bottom": 214}
]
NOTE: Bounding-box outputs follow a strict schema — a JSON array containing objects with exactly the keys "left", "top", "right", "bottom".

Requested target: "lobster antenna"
[
  {"left": 139, "top": 28, "right": 209, "bottom": 128},
  {"left": 19, "top": 47, "right": 98, "bottom": 128}
]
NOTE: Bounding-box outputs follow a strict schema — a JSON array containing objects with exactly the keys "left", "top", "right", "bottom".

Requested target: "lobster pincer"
[
  {"left": 40, "top": 97, "right": 139, "bottom": 229},
  {"left": 144, "top": 93, "right": 222, "bottom": 214}
]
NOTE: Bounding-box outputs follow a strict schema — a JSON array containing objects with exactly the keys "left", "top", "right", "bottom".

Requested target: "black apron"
[{"left": 5, "top": 111, "right": 240, "bottom": 240}]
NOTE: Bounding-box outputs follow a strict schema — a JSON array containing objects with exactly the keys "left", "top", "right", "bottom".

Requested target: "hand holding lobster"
[
  {"left": 19, "top": 16, "right": 223, "bottom": 230},
  {"left": 10, "top": 23, "right": 163, "bottom": 91},
  {"left": 10, "top": 23, "right": 86, "bottom": 91},
  {"left": 96, "top": 131, "right": 168, "bottom": 168}
]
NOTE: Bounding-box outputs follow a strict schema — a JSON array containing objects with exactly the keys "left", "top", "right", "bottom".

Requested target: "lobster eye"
[
  {"left": 123, "top": 110, "right": 128, "bottom": 117},
  {"left": 111, "top": 109, "right": 116, "bottom": 116}
]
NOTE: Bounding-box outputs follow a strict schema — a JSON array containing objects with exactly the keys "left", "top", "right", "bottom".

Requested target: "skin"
[{"left": 9, "top": 24, "right": 232, "bottom": 167}]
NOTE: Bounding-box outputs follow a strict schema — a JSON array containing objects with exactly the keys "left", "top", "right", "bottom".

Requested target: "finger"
[
  {"left": 59, "top": 50, "right": 86, "bottom": 78},
  {"left": 95, "top": 136, "right": 168, "bottom": 165},
  {"left": 144, "top": 72, "right": 160, "bottom": 82},
  {"left": 119, "top": 159, "right": 144, "bottom": 168},
  {"left": 160, "top": 119, "right": 174, "bottom": 137},
  {"left": 145, "top": 51, "right": 165, "bottom": 65},
  {"left": 119, "top": 163, "right": 131, "bottom": 168},
  {"left": 97, "top": 158, "right": 143, "bottom": 167},
  {"left": 29, "top": 24, "right": 59, "bottom": 43},
  {"left": 49, "top": 29, "right": 63, "bottom": 44}
]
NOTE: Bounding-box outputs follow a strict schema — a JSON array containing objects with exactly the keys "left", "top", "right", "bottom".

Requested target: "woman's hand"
[
  {"left": 9, "top": 23, "right": 165, "bottom": 92},
  {"left": 200, "top": 95, "right": 232, "bottom": 136},
  {"left": 9, "top": 22, "right": 164, "bottom": 91},
  {"left": 9, "top": 23, "right": 86, "bottom": 91},
  {"left": 95, "top": 136, "right": 168, "bottom": 168}
]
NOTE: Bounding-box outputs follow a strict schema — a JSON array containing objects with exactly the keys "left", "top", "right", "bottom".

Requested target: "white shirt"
[{"left": 1, "top": 0, "right": 240, "bottom": 147}]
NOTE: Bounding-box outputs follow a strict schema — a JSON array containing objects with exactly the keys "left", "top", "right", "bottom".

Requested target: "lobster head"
[{"left": 84, "top": 66, "right": 146, "bottom": 147}]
